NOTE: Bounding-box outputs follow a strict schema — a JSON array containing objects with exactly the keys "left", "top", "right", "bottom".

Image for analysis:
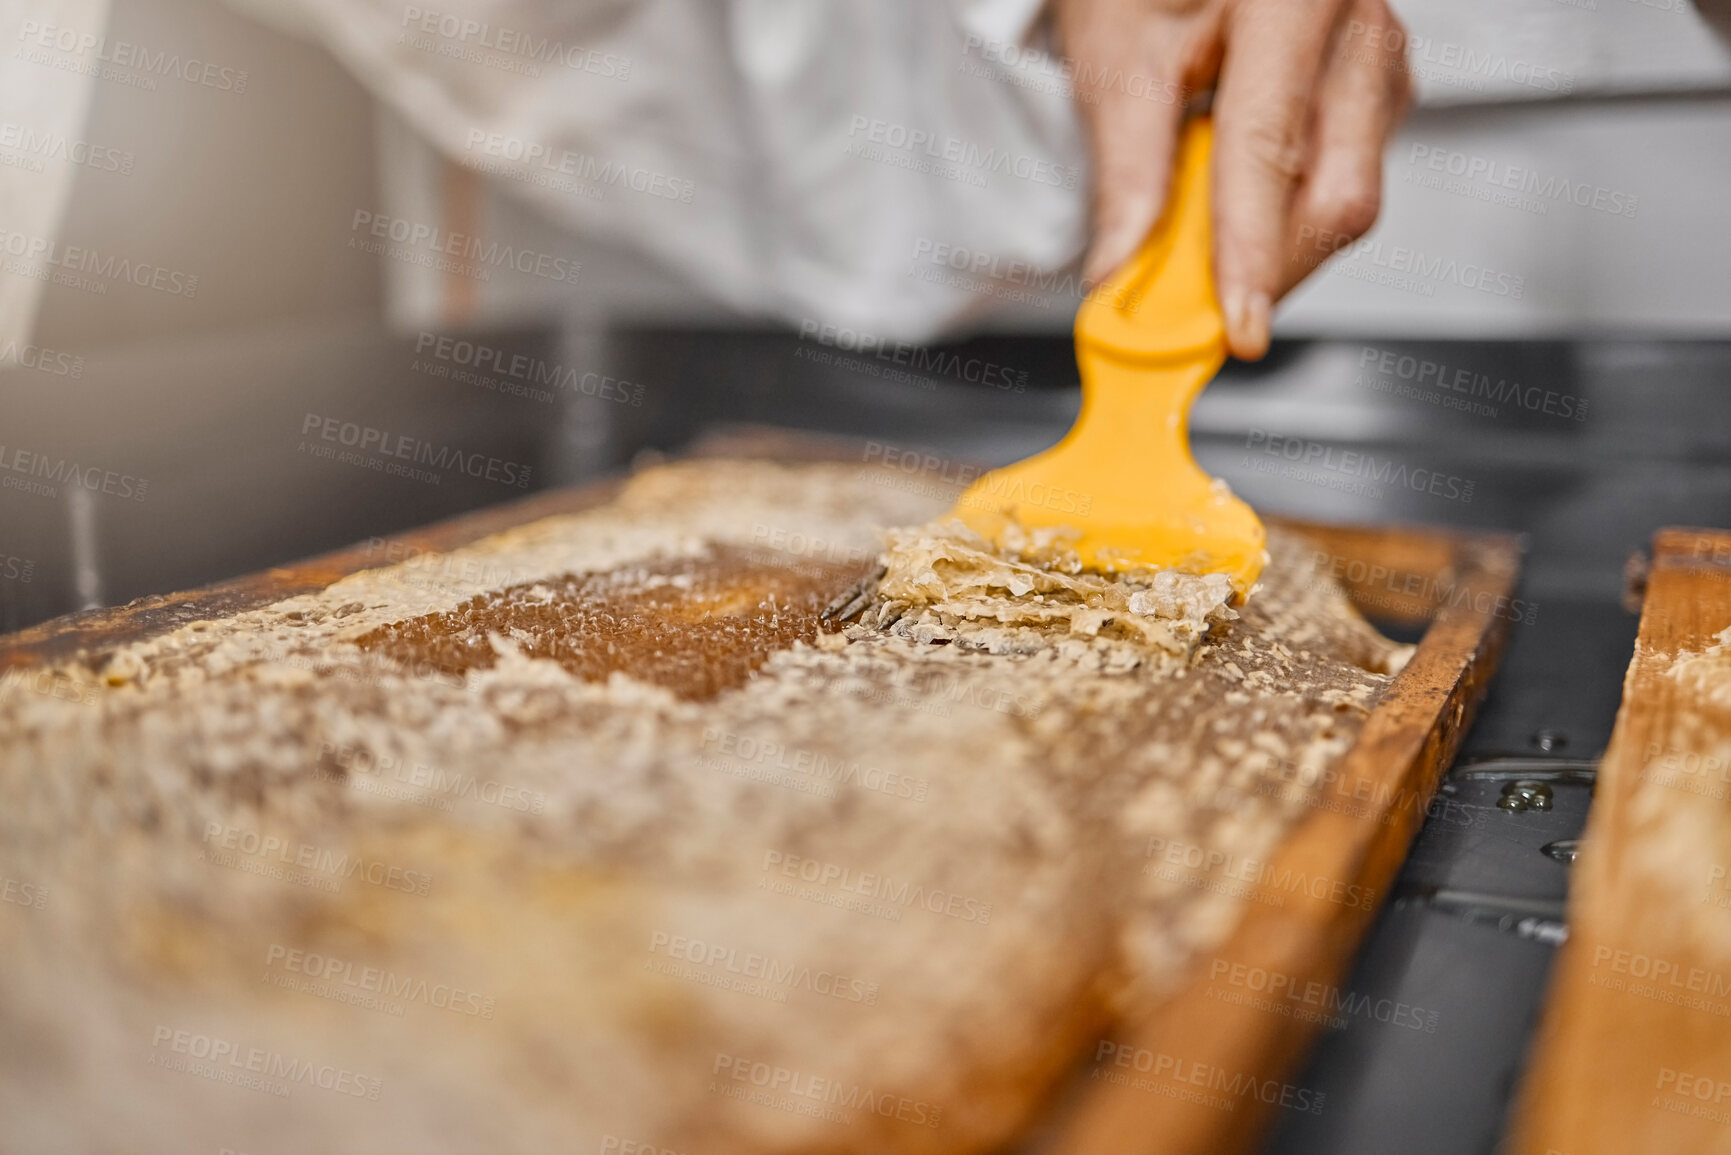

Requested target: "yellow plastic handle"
[
  {"left": 949, "top": 116, "right": 1267, "bottom": 596},
  {"left": 1076, "top": 118, "right": 1224, "bottom": 364}
]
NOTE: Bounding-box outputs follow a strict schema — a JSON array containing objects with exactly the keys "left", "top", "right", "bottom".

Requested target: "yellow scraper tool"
[{"left": 951, "top": 117, "right": 1267, "bottom": 597}]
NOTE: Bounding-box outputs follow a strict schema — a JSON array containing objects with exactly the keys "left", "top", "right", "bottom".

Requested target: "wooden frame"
[
  {"left": 0, "top": 456, "right": 1523, "bottom": 1155},
  {"left": 1510, "top": 528, "right": 1731, "bottom": 1155},
  {"left": 0, "top": 481, "right": 625, "bottom": 670},
  {"left": 1053, "top": 518, "right": 1522, "bottom": 1153}
]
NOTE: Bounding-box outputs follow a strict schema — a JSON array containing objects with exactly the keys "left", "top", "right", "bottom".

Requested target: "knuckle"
[
  {"left": 1321, "top": 180, "right": 1382, "bottom": 239},
  {"left": 1236, "top": 114, "right": 1309, "bottom": 183},
  {"left": 1392, "top": 63, "right": 1415, "bottom": 112},
  {"left": 1373, "top": 2, "right": 1408, "bottom": 55}
]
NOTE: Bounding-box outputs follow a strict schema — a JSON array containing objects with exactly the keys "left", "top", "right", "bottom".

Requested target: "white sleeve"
[
  {"left": 947, "top": 0, "right": 1052, "bottom": 50},
  {"left": 225, "top": 0, "right": 1091, "bottom": 342},
  {"left": 725, "top": 0, "right": 1087, "bottom": 338},
  {"left": 0, "top": 0, "right": 113, "bottom": 349}
]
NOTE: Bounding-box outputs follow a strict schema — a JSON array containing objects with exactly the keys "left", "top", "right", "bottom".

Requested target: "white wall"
[{"left": 28, "top": 0, "right": 380, "bottom": 353}]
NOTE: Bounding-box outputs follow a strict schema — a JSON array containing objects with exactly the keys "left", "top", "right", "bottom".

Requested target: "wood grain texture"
[
  {"left": 1055, "top": 523, "right": 1521, "bottom": 1154},
  {"left": 0, "top": 480, "right": 622, "bottom": 670},
  {"left": 1512, "top": 527, "right": 1731, "bottom": 1155},
  {"left": 0, "top": 443, "right": 1523, "bottom": 1155}
]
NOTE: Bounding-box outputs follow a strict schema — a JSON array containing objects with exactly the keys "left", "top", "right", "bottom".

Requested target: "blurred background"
[
  {"left": 2, "top": 6, "right": 1730, "bottom": 1149},
  {"left": 3, "top": 0, "right": 1729, "bottom": 632}
]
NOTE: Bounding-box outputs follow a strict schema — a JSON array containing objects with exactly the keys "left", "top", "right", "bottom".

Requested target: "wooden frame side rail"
[
  {"left": 1511, "top": 527, "right": 1731, "bottom": 1155},
  {"left": 1056, "top": 520, "right": 1522, "bottom": 1154}
]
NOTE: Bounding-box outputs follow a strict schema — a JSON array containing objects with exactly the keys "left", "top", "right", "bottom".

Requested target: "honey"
[{"left": 353, "top": 545, "right": 869, "bottom": 700}]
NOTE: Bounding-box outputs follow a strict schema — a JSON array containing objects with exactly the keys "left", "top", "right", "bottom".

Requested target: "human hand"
[{"left": 1054, "top": 0, "right": 1413, "bottom": 359}]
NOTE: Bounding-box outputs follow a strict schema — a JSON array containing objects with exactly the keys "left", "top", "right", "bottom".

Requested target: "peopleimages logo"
[
  {"left": 960, "top": 34, "right": 1181, "bottom": 107},
  {"left": 299, "top": 413, "right": 533, "bottom": 489},
  {"left": 413, "top": 332, "right": 645, "bottom": 405},
  {"left": 0, "top": 121, "right": 135, "bottom": 174},
  {"left": 0, "top": 874, "right": 48, "bottom": 910},
  {"left": 1357, "top": 346, "right": 1588, "bottom": 422},
  {"left": 264, "top": 944, "right": 497, "bottom": 1019},
  {"left": 1092, "top": 1040, "right": 1327, "bottom": 1115},
  {"left": 700, "top": 727, "right": 929, "bottom": 803},
  {"left": 400, "top": 7, "right": 633, "bottom": 79},
  {"left": 1144, "top": 835, "right": 1379, "bottom": 911},
  {"left": 0, "top": 340, "right": 84, "bottom": 378},
  {"left": 349, "top": 210, "right": 582, "bottom": 283},
  {"left": 909, "top": 237, "right": 1133, "bottom": 309},
  {"left": 1308, "top": 550, "right": 1538, "bottom": 626},
  {"left": 464, "top": 131, "right": 694, "bottom": 203},
  {"left": 797, "top": 319, "right": 1028, "bottom": 392},
  {"left": 600, "top": 1139, "right": 687, "bottom": 1155},
  {"left": 845, "top": 115, "right": 1080, "bottom": 189},
  {"left": 1345, "top": 21, "right": 1574, "bottom": 95},
  {"left": 1590, "top": 943, "right": 1731, "bottom": 1001},
  {"left": 1206, "top": 958, "right": 1440, "bottom": 1033},
  {"left": 648, "top": 930, "right": 881, "bottom": 1005},
  {"left": 200, "top": 822, "right": 434, "bottom": 896},
  {"left": 0, "top": 228, "right": 198, "bottom": 297},
  {"left": 1244, "top": 429, "right": 1474, "bottom": 504},
  {"left": 149, "top": 1026, "right": 381, "bottom": 1099},
  {"left": 0, "top": 443, "right": 148, "bottom": 501},
  {"left": 1406, "top": 144, "right": 1638, "bottom": 219},
  {"left": 711, "top": 1053, "right": 943, "bottom": 1128},
  {"left": 1296, "top": 227, "right": 1525, "bottom": 300},
  {"left": 16, "top": 21, "right": 250, "bottom": 92},
  {"left": 760, "top": 849, "right": 993, "bottom": 925}
]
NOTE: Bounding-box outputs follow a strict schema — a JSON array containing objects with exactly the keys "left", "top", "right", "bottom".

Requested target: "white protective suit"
[
  {"left": 244, "top": 0, "right": 1086, "bottom": 341},
  {"left": 4, "top": 0, "right": 1731, "bottom": 347}
]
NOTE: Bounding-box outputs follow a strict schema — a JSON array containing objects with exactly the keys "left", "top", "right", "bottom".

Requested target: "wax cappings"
[
  {"left": 0, "top": 460, "right": 1405, "bottom": 1155},
  {"left": 952, "top": 118, "right": 1267, "bottom": 598}
]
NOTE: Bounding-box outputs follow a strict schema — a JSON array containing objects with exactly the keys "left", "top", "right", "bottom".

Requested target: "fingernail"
[
  {"left": 1083, "top": 230, "right": 1132, "bottom": 287},
  {"left": 1082, "top": 247, "right": 1111, "bottom": 289},
  {"left": 1086, "top": 196, "right": 1159, "bottom": 287},
  {"left": 1223, "top": 288, "right": 1271, "bottom": 360},
  {"left": 1243, "top": 290, "right": 1271, "bottom": 358},
  {"left": 1222, "top": 285, "right": 1248, "bottom": 341}
]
